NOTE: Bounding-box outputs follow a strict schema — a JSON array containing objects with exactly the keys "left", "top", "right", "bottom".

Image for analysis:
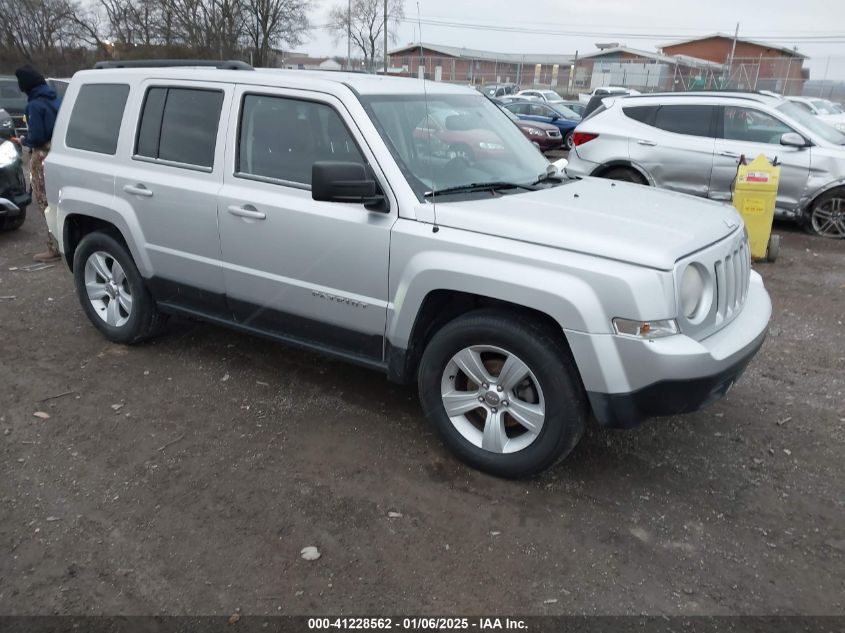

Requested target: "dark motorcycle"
[{"left": 0, "top": 129, "right": 30, "bottom": 232}]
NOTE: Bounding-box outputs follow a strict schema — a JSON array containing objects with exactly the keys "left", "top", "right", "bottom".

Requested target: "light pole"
[
  {"left": 383, "top": 0, "right": 388, "bottom": 74},
  {"left": 346, "top": 0, "right": 351, "bottom": 71}
]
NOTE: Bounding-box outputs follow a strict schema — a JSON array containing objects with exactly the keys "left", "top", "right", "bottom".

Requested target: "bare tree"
[
  {"left": 326, "top": 0, "right": 403, "bottom": 72},
  {"left": 242, "top": 0, "right": 311, "bottom": 67},
  {"left": 0, "top": 0, "right": 83, "bottom": 60}
]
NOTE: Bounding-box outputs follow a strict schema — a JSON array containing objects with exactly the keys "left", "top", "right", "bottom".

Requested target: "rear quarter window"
[
  {"left": 65, "top": 84, "right": 130, "bottom": 154},
  {"left": 623, "top": 105, "right": 658, "bottom": 125}
]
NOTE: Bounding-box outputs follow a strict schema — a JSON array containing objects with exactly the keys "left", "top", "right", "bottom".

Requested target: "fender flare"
[{"left": 589, "top": 160, "right": 654, "bottom": 186}]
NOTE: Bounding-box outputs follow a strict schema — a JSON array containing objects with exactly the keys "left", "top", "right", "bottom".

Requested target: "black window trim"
[
  {"left": 65, "top": 82, "right": 130, "bottom": 156},
  {"left": 132, "top": 84, "right": 225, "bottom": 173},
  {"left": 233, "top": 91, "right": 370, "bottom": 193}
]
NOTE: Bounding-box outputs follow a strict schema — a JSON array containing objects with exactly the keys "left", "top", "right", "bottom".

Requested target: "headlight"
[
  {"left": 613, "top": 317, "right": 678, "bottom": 339},
  {"left": 0, "top": 141, "right": 18, "bottom": 168},
  {"left": 0, "top": 118, "right": 12, "bottom": 129},
  {"left": 478, "top": 142, "right": 505, "bottom": 150},
  {"left": 835, "top": 122, "right": 845, "bottom": 132},
  {"left": 526, "top": 127, "right": 544, "bottom": 137},
  {"left": 680, "top": 263, "right": 706, "bottom": 319}
]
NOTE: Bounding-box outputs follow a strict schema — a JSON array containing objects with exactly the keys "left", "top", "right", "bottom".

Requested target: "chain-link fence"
[{"left": 388, "top": 54, "right": 845, "bottom": 101}]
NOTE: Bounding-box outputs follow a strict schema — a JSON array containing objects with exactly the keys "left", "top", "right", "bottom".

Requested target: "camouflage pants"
[{"left": 30, "top": 146, "right": 49, "bottom": 210}]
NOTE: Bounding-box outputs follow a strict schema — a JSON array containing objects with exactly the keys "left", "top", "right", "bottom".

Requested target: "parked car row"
[{"left": 566, "top": 91, "right": 845, "bottom": 238}]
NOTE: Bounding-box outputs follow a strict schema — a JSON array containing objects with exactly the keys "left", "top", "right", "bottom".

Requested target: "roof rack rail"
[{"left": 94, "top": 59, "right": 253, "bottom": 70}]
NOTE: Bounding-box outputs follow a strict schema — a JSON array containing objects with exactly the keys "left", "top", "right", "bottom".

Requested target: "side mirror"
[
  {"left": 551, "top": 114, "right": 559, "bottom": 121},
  {"left": 312, "top": 161, "right": 380, "bottom": 205},
  {"left": 780, "top": 132, "right": 807, "bottom": 148}
]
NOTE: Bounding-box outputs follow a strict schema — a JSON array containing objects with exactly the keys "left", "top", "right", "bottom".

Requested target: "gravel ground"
[{"left": 0, "top": 208, "right": 843, "bottom": 616}]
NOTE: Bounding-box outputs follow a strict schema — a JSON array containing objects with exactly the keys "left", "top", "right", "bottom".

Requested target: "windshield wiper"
[{"left": 424, "top": 181, "right": 536, "bottom": 198}]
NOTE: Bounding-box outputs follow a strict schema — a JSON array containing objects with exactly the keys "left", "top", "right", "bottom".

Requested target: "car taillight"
[{"left": 572, "top": 132, "right": 598, "bottom": 146}]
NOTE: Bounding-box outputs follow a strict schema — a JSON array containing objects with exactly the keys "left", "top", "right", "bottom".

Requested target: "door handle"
[
  {"left": 123, "top": 184, "right": 153, "bottom": 198},
  {"left": 636, "top": 139, "right": 657, "bottom": 146},
  {"left": 718, "top": 151, "right": 741, "bottom": 158},
  {"left": 227, "top": 204, "right": 266, "bottom": 220}
]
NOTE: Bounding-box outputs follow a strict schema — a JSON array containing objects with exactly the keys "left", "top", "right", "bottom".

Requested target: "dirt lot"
[{"left": 0, "top": 211, "right": 843, "bottom": 616}]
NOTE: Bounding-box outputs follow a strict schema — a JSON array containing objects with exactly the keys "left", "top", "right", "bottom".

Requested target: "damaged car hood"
[{"left": 431, "top": 177, "right": 743, "bottom": 270}]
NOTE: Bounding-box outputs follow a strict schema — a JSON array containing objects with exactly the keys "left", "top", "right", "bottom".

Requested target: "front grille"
[
  {"left": 714, "top": 238, "right": 751, "bottom": 322},
  {"left": 547, "top": 130, "right": 560, "bottom": 137}
]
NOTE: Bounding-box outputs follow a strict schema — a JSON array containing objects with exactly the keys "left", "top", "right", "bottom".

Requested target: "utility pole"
[
  {"left": 727, "top": 22, "right": 739, "bottom": 86},
  {"left": 383, "top": 0, "right": 388, "bottom": 74},
  {"left": 346, "top": 0, "right": 351, "bottom": 71}
]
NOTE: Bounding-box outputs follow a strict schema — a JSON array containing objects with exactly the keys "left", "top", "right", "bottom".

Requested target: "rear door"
[
  {"left": 710, "top": 105, "right": 811, "bottom": 210},
  {"left": 114, "top": 80, "right": 232, "bottom": 316},
  {"left": 626, "top": 103, "right": 717, "bottom": 197}
]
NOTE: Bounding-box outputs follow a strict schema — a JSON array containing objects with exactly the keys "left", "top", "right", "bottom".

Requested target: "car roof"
[
  {"left": 71, "top": 67, "right": 476, "bottom": 97},
  {"left": 617, "top": 91, "right": 785, "bottom": 106}
]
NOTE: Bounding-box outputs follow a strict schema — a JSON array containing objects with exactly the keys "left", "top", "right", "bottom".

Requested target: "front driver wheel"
[
  {"left": 418, "top": 310, "right": 587, "bottom": 478},
  {"left": 73, "top": 232, "right": 165, "bottom": 344}
]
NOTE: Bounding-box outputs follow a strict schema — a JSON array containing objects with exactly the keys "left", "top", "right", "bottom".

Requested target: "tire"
[
  {"left": 599, "top": 167, "right": 646, "bottom": 185},
  {"left": 72, "top": 231, "right": 165, "bottom": 344},
  {"left": 563, "top": 129, "right": 574, "bottom": 151},
  {"left": 0, "top": 206, "right": 26, "bottom": 231},
  {"left": 417, "top": 309, "right": 587, "bottom": 478},
  {"left": 803, "top": 189, "right": 845, "bottom": 238},
  {"left": 766, "top": 234, "right": 781, "bottom": 262}
]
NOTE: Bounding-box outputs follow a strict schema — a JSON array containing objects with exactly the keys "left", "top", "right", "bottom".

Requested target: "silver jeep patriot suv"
[{"left": 44, "top": 61, "right": 771, "bottom": 477}]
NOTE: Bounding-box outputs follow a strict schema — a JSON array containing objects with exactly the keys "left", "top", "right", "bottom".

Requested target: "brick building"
[
  {"left": 660, "top": 34, "right": 807, "bottom": 95},
  {"left": 387, "top": 43, "right": 573, "bottom": 88}
]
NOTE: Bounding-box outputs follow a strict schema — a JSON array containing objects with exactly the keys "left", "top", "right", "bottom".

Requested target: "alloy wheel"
[
  {"left": 812, "top": 196, "right": 845, "bottom": 238},
  {"left": 439, "top": 345, "right": 546, "bottom": 454},
  {"left": 84, "top": 251, "right": 133, "bottom": 327}
]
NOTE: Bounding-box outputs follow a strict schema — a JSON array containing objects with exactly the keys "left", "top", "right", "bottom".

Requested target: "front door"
[
  {"left": 709, "top": 105, "right": 811, "bottom": 211},
  {"left": 216, "top": 87, "right": 395, "bottom": 363}
]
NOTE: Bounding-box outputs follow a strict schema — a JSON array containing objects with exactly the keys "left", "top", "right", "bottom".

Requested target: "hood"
[
  {"left": 432, "top": 177, "right": 742, "bottom": 270},
  {"left": 27, "top": 84, "right": 58, "bottom": 101}
]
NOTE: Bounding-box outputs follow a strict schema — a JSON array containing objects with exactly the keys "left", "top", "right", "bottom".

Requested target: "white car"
[
  {"left": 516, "top": 89, "right": 565, "bottom": 104},
  {"left": 786, "top": 96, "right": 845, "bottom": 133}
]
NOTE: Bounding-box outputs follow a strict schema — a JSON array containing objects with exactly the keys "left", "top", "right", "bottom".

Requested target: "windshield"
[
  {"left": 776, "top": 101, "right": 845, "bottom": 145},
  {"left": 551, "top": 104, "right": 581, "bottom": 120},
  {"left": 362, "top": 93, "right": 550, "bottom": 200},
  {"left": 542, "top": 91, "right": 563, "bottom": 101},
  {"left": 0, "top": 80, "right": 26, "bottom": 111}
]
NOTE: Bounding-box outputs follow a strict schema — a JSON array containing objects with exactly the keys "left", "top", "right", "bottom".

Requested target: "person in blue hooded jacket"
[{"left": 15, "top": 64, "right": 62, "bottom": 261}]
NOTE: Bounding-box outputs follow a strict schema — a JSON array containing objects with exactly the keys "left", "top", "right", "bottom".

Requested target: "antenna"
[{"left": 417, "top": 2, "right": 438, "bottom": 233}]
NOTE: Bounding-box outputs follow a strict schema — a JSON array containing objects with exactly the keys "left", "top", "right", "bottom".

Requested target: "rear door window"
[
  {"left": 65, "top": 84, "right": 130, "bottom": 154},
  {"left": 652, "top": 105, "right": 715, "bottom": 137},
  {"left": 135, "top": 87, "right": 223, "bottom": 169}
]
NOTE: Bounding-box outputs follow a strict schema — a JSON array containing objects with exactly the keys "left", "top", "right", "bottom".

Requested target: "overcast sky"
[{"left": 303, "top": 0, "right": 845, "bottom": 81}]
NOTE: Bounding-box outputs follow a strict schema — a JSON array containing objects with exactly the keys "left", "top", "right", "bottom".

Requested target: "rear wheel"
[
  {"left": 0, "top": 206, "right": 26, "bottom": 231},
  {"left": 599, "top": 167, "right": 646, "bottom": 185},
  {"left": 417, "top": 310, "right": 587, "bottom": 478},
  {"left": 804, "top": 189, "right": 845, "bottom": 238},
  {"left": 563, "top": 130, "right": 574, "bottom": 151},
  {"left": 73, "top": 232, "right": 165, "bottom": 344}
]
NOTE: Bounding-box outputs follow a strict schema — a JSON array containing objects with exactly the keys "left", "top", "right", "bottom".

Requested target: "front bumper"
[{"left": 569, "top": 271, "right": 771, "bottom": 428}]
